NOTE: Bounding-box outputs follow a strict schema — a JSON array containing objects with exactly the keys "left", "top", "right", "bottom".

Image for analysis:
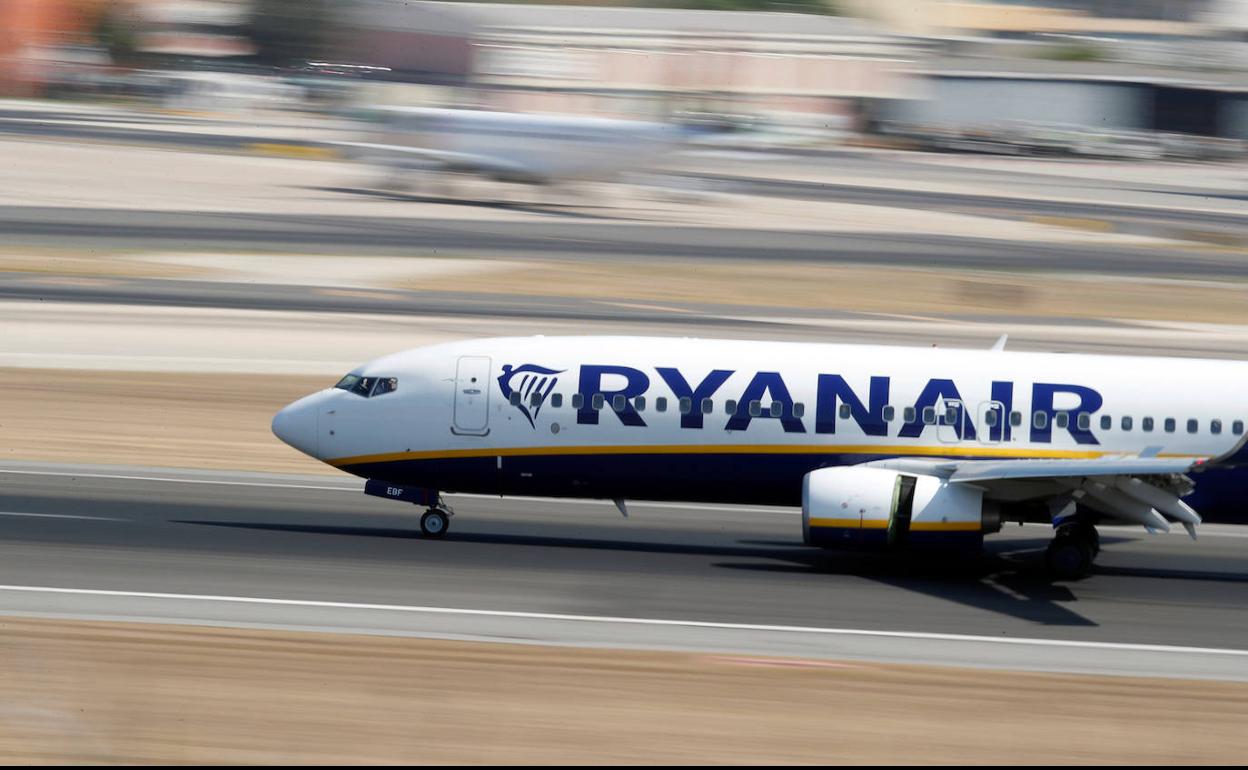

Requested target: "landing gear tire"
[
  {"left": 420, "top": 509, "right": 450, "bottom": 538},
  {"left": 1045, "top": 530, "right": 1095, "bottom": 580}
]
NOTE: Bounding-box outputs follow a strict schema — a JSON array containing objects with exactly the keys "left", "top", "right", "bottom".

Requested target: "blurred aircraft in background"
[{"left": 344, "top": 107, "right": 688, "bottom": 191}]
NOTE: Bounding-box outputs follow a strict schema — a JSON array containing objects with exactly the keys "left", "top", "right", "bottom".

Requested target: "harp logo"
[{"left": 498, "top": 364, "right": 564, "bottom": 428}]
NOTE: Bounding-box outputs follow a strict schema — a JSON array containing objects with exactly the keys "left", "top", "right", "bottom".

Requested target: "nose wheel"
[{"left": 420, "top": 507, "right": 451, "bottom": 538}]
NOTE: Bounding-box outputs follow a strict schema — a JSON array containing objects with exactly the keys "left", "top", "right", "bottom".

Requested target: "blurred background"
[
  {"left": 4, "top": 0, "right": 1248, "bottom": 151},
  {"left": 2, "top": 0, "right": 1248, "bottom": 764}
]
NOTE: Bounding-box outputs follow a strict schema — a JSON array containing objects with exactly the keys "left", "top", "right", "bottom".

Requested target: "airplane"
[
  {"left": 271, "top": 335, "right": 1248, "bottom": 579},
  {"left": 346, "top": 107, "right": 688, "bottom": 189}
]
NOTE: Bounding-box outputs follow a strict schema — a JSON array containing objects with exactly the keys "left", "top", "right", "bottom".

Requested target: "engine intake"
[{"left": 802, "top": 466, "right": 987, "bottom": 552}]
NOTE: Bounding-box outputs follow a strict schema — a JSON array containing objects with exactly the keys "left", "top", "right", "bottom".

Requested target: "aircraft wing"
[
  {"left": 944, "top": 457, "right": 1203, "bottom": 483},
  {"left": 334, "top": 141, "right": 538, "bottom": 182},
  {"left": 865, "top": 456, "right": 1202, "bottom": 482},
  {"left": 865, "top": 456, "right": 1205, "bottom": 537}
]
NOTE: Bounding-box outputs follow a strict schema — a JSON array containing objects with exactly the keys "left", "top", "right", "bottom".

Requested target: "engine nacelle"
[{"left": 802, "top": 466, "right": 989, "bottom": 552}]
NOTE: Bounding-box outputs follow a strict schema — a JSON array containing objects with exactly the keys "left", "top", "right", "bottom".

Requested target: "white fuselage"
[
  {"left": 272, "top": 336, "right": 1248, "bottom": 518},
  {"left": 368, "top": 108, "right": 684, "bottom": 183}
]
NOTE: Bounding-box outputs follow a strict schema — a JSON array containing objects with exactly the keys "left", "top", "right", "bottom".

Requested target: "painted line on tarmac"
[
  {"left": 7, "top": 468, "right": 1248, "bottom": 531},
  {"left": 0, "top": 469, "right": 356, "bottom": 493},
  {"left": 0, "top": 469, "right": 793, "bottom": 515},
  {"left": 0, "top": 511, "right": 126, "bottom": 521},
  {"left": 1, "top": 584, "right": 1245, "bottom": 659}
]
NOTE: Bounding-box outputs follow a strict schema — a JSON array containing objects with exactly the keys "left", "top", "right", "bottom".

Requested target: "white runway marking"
[
  {"left": 0, "top": 469, "right": 793, "bottom": 515},
  {"left": 0, "top": 511, "right": 126, "bottom": 521},
  {"left": 0, "top": 469, "right": 358, "bottom": 493},
  {"left": 6, "top": 468, "right": 1248, "bottom": 533},
  {"left": 1, "top": 584, "right": 1245, "bottom": 658}
]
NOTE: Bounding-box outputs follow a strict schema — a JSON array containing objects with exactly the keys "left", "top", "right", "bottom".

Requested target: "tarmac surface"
[
  {"left": 1, "top": 463, "right": 1246, "bottom": 681},
  {"left": 1, "top": 205, "right": 1243, "bottom": 275}
]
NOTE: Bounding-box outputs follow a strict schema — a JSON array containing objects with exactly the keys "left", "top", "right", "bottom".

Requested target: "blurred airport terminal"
[{"left": 2, "top": 0, "right": 1246, "bottom": 154}]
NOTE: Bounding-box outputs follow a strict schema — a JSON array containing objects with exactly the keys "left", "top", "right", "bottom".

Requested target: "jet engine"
[{"left": 802, "top": 466, "right": 998, "bottom": 552}]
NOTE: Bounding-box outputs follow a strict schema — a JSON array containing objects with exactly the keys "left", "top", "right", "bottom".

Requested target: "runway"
[
  {"left": 1, "top": 205, "right": 1243, "bottom": 276},
  {"left": 2, "top": 462, "right": 1247, "bottom": 681}
]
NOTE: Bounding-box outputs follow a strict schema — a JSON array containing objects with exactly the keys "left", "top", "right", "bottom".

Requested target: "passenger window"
[
  {"left": 371, "top": 377, "right": 398, "bottom": 397},
  {"left": 612, "top": 394, "right": 626, "bottom": 412},
  {"left": 922, "top": 406, "right": 936, "bottom": 425},
  {"left": 551, "top": 393, "right": 563, "bottom": 408},
  {"left": 749, "top": 400, "right": 762, "bottom": 417},
  {"left": 1236, "top": 420, "right": 1245, "bottom": 435},
  {"left": 1010, "top": 411, "right": 1022, "bottom": 427},
  {"left": 571, "top": 393, "right": 584, "bottom": 410},
  {"left": 1187, "top": 419, "right": 1198, "bottom": 434},
  {"left": 1033, "top": 411, "right": 1047, "bottom": 430},
  {"left": 1142, "top": 417, "right": 1154, "bottom": 432},
  {"left": 904, "top": 406, "right": 916, "bottom": 424},
  {"left": 700, "top": 398, "right": 713, "bottom": 415},
  {"left": 882, "top": 405, "right": 895, "bottom": 422},
  {"left": 509, "top": 391, "right": 522, "bottom": 406},
  {"left": 635, "top": 396, "right": 646, "bottom": 412},
  {"left": 1077, "top": 413, "right": 1090, "bottom": 431},
  {"left": 838, "top": 404, "right": 851, "bottom": 419},
  {"left": 592, "top": 394, "right": 605, "bottom": 411},
  {"left": 655, "top": 397, "right": 668, "bottom": 413},
  {"left": 793, "top": 403, "right": 805, "bottom": 418},
  {"left": 725, "top": 399, "right": 737, "bottom": 415},
  {"left": 1100, "top": 415, "right": 1112, "bottom": 430},
  {"left": 530, "top": 392, "right": 542, "bottom": 407},
  {"left": 679, "top": 397, "right": 692, "bottom": 415},
  {"left": 984, "top": 410, "right": 998, "bottom": 427},
  {"left": 1121, "top": 416, "right": 1133, "bottom": 431},
  {"left": 1164, "top": 418, "right": 1175, "bottom": 433},
  {"left": 1054, "top": 412, "right": 1069, "bottom": 429},
  {"left": 1212, "top": 419, "right": 1223, "bottom": 435},
  {"left": 770, "top": 402, "right": 783, "bottom": 418}
]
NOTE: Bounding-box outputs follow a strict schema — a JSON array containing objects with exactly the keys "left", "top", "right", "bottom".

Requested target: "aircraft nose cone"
[{"left": 272, "top": 396, "right": 319, "bottom": 458}]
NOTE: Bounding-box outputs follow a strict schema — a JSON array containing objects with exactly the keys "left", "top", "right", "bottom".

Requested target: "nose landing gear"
[{"left": 362, "top": 480, "right": 452, "bottom": 538}]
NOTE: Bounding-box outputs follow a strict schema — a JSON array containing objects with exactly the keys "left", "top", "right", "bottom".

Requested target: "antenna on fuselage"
[{"left": 990, "top": 334, "right": 1008, "bottom": 352}]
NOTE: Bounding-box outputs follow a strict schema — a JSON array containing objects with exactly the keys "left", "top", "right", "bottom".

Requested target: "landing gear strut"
[{"left": 1045, "top": 522, "right": 1099, "bottom": 580}]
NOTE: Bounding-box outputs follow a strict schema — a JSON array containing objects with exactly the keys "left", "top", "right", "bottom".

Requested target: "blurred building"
[
  {"left": 0, "top": 0, "right": 253, "bottom": 95},
  {"left": 843, "top": 0, "right": 1248, "bottom": 141},
  {"left": 0, "top": 0, "right": 109, "bottom": 95},
  {"left": 891, "top": 56, "right": 1248, "bottom": 139},
  {"left": 338, "top": 1, "right": 922, "bottom": 127},
  {"left": 138, "top": 0, "right": 253, "bottom": 59},
  {"left": 844, "top": 0, "right": 1222, "bottom": 37}
]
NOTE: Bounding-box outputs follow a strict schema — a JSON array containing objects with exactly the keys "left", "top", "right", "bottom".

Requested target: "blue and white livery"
[{"left": 273, "top": 336, "right": 1248, "bottom": 578}]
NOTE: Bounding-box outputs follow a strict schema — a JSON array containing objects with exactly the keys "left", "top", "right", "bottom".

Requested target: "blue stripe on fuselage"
[{"left": 336, "top": 451, "right": 1248, "bottom": 523}]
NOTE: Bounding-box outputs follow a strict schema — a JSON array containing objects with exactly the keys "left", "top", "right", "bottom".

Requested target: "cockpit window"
[
  {"left": 371, "top": 377, "right": 398, "bottom": 397},
  {"left": 334, "top": 374, "right": 398, "bottom": 398}
]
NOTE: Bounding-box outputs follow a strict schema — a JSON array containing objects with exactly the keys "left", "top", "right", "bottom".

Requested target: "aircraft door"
[{"left": 452, "top": 356, "right": 491, "bottom": 436}]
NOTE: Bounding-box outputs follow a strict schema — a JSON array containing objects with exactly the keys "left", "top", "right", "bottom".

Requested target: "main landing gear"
[
  {"left": 420, "top": 504, "right": 452, "bottom": 538},
  {"left": 1045, "top": 521, "right": 1100, "bottom": 580}
]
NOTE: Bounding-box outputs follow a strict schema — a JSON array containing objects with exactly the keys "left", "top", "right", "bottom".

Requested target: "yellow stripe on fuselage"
[
  {"left": 807, "top": 518, "right": 982, "bottom": 532},
  {"left": 327, "top": 442, "right": 1128, "bottom": 468},
  {"left": 808, "top": 517, "right": 882, "bottom": 529}
]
